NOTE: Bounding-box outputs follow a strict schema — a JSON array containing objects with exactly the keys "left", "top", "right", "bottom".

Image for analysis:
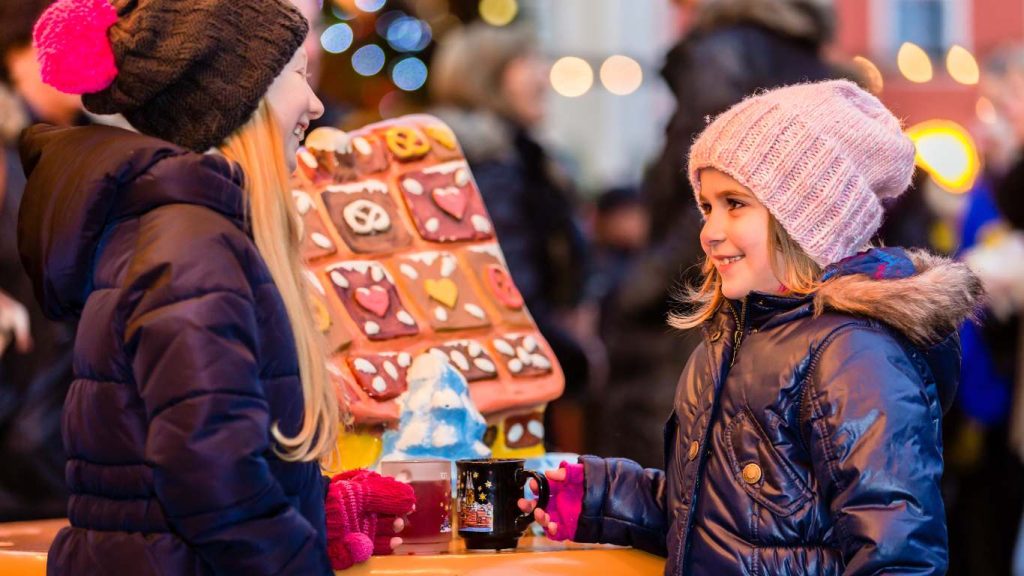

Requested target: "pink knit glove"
[
  {"left": 325, "top": 469, "right": 416, "bottom": 570},
  {"left": 545, "top": 461, "right": 585, "bottom": 541}
]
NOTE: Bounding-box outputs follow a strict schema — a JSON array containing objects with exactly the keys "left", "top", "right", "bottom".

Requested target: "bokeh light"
[
  {"left": 386, "top": 16, "right": 432, "bottom": 52},
  {"left": 976, "top": 96, "right": 998, "bottom": 124},
  {"left": 897, "top": 42, "right": 933, "bottom": 83},
  {"left": 375, "top": 10, "right": 406, "bottom": 37},
  {"left": 321, "top": 23, "right": 354, "bottom": 54},
  {"left": 392, "top": 57, "right": 428, "bottom": 91},
  {"left": 599, "top": 55, "right": 643, "bottom": 95},
  {"left": 906, "top": 119, "right": 980, "bottom": 194},
  {"left": 946, "top": 45, "right": 980, "bottom": 85},
  {"left": 479, "top": 0, "right": 518, "bottom": 27},
  {"left": 550, "top": 57, "right": 593, "bottom": 98},
  {"left": 352, "top": 44, "right": 386, "bottom": 76},
  {"left": 355, "top": 0, "right": 386, "bottom": 13},
  {"left": 378, "top": 90, "right": 402, "bottom": 118},
  {"left": 851, "top": 55, "right": 884, "bottom": 94}
]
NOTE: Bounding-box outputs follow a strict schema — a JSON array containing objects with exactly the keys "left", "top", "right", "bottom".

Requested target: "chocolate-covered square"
[
  {"left": 321, "top": 180, "right": 410, "bottom": 254},
  {"left": 394, "top": 251, "right": 491, "bottom": 331},
  {"left": 325, "top": 261, "right": 419, "bottom": 341},
  {"left": 490, "top": 333, "right": 553, "bottom": 378},
  {"left": 425, "top": 340, "right": 499, "bottom": 382},
  {"left": 347, "top": 351, "right": 413, "bottom": 401},
  {"left": 397, "top": 161, "right": 494, "bottom": 243}
]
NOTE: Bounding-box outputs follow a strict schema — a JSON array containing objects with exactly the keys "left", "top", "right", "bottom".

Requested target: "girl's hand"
[{"left": 517, "top": 467, "right": 568, "bottom": 538}]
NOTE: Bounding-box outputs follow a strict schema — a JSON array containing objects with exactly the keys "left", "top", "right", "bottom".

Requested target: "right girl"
[{"left": 521, "top": 80, "right": 983, "bottom": 575}]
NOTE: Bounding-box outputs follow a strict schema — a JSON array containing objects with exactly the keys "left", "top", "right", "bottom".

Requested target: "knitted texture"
[
  {"left": 688, "top": 80, "right": 916, "bottom": 267},
  {"left": 545, "top": 461, "right": 585, "bottom": 541},
  {"left": 325, "top": 469, "right": 416, "bottom": 570},
  {"left": 35, "top": 0, "right": 308, "bottom": 152},
  {"left": 33, "top": 0, "right": 118, "bottom": 94}
]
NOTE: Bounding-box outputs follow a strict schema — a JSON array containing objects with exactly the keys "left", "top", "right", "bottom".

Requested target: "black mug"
[{"left": 456, "top": 458, "right": 550, "bottom": 550}]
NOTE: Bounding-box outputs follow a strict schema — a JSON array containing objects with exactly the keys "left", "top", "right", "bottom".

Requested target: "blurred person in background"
[
  {"left": 0, "top": 0, "right": 81, "bottom": 521},
  {"left": 429, "top": 22, "right": 593, "bottom": 453},
  {"left": 594, "top": 0, "right": 839, "bottom": 467}
]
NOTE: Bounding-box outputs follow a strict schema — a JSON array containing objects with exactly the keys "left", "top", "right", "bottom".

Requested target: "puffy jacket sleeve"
[
  {"left": 124, "top": 223, "right": 331, "bottom": 574},
  {"left": 805, "top": 325, "right": 948, "bottom": 575},
  {"left": 574, "top": 455, "right": 669, "bottom": 557}
]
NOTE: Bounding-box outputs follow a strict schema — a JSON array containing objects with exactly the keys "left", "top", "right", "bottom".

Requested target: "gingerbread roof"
[{"left": 291, "top": 114, "right": 565, "bottom": 424}]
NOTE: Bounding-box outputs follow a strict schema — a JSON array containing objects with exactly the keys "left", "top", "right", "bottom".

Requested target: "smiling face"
[
  {"left": 265, "top": 47, "right": 325, "bottom": 171},
  {"left": 698, "top": 168, "right": 784, "bottom": 299}
]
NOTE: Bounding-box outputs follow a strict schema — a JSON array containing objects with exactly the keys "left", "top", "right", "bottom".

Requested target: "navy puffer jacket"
[
  {"left": 573, "top": 249, "right": 982, "bottom": 575},
  {"left": 18, "top": 124, "right": 332, "bottom": 575}
]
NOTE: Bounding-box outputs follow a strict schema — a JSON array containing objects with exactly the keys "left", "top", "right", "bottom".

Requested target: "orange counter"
[{"left": 0, "top": 519, "right": 666, "bottom": 575}]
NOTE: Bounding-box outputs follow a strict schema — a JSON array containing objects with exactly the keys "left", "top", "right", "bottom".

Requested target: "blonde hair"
[
  {"left": 668, "top": 215, "right": 823, "bottom": 330},
  {"left": 219, "top": 99, "right": 341, "bottom": 462}
]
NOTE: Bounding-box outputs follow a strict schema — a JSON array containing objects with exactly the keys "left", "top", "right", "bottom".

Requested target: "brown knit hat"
[{"left": 37, "top": 0, "right": 308, "bottom": 152}]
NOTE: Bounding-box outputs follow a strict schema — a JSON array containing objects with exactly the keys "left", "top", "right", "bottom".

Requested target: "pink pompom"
[{"left": 33, "top": 0, "right": 119, "bottom": 95}]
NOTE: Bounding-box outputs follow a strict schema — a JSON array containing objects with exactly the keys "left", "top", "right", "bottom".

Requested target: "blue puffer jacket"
[
  {"left": 18, "top": 124, "right": 333, "bottom": 575},
  {"left": 573, "top": 249, "right": 982, "bottom": 575}
]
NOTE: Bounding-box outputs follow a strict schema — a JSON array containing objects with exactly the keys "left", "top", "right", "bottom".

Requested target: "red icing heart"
[
  {"left": 431, "top": 186, "right": 468, "bottom": 220},
  {"left": 355, "top": 285, "right": 390, "bottom": 317},
  {"left": 485, "top": 265, "right": 523, "bottom": 309}
]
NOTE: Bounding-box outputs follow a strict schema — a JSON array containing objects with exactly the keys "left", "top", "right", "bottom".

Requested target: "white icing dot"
[
  {"left": 507, "top": 423, "right": 524, "bottom": 443},
  {"left": 293, "top": 191, "right": 314, "bottom": 214},
  {"left": 425, "top": 218, "right": 440, "bottom": 233},
  {"left": 371, "top": 376, "right": 388, "bottom": 393},
  {"left": 474, "top": 358, "right": 496, "bottom": 373},
  {"left": 396, "top": 310, "right": 416, "bottom": 326},
  {"left": 364, "top": 321, "right": 381, "bottom": 335},
  {"left": 402, "top": 178, "right": 423, "bottom": 195},
  {"left": 399, "top": 264, "right": 419, "bottom": 279},
  {"left": 383, "top": 361, "right": 399, "bottom": 380},
  {"left": 434, "top": 307, "right": 449, "bottom": 322},
  {"left": 311, "top": 232, "right": 333, "bottom": 249},
  {"left": 516, "top": 347, "right": 533, "bottom": 365},
  {"left": 299, "top": 149, "right": 317, "bottom": 169},
  {"left": 330, "top": 270, "right": 349, "bottom": 289},
  {"left": 450, "top": 350, "right": 470, "bottom": 371},
  {"left": 468, "top": 341, "right": 483, "bottom": 357},
  {"left": 440, "top": 255, "right": 457, "bottom": 277},
  {"left": 508, "top": 359, "right": 523, "bottom": 373},
  {"left": 429, "top": 348, "right": 449, "bottom": 362},
  {"left": 531, "top": 354, "right": 551, "bottom": 370},
  {"left": 454, "top": 169, "right": 470, "bottom": 187},
  {"left": 464, "top": 304, "right": 486, "bottom": 320},
  {"left": 471, "top": 215, "right": 492, "bottom": 234},
  {"left": 370, "top": 265, "right": 384, "bottom": 283},
  {"left": 353, "top": 137, "right": 372, "bottom": 156},
  {"left": 493, "top": 339, "right": 515, "bottom": 357},
  {"left": 397, "top": 353, "right": 412, "bottom": 367},
  {"left": 527, "top": 420, "right": 545, "bottom": 438},
  {"left": 353, "top": 358, "right": 377, "bottom": 374},
  {"left": 522, "top": 336, "right": 538, "bottom": 352}
]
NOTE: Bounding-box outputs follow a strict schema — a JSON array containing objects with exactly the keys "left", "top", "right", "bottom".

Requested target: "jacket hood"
[
  {"left": 694, "top": 0, "right": 835, "bottom": 46},
  {"left": 814, "top": 248, "right": 983, "bottom": 348},
  {"left": 429, "top": 106, "right": 516, "bottom": 165},
  {"left": 18, "top": 123, "right": 245, "bottom": 321}
]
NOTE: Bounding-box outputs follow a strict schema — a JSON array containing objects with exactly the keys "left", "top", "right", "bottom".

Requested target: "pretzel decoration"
[{"left": 385, "top": 126, "right": 431, "bottom": 160}]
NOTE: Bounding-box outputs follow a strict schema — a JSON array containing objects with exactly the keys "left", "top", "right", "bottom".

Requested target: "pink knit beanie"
[{"left": 688, "top": 80, "right": 916, "bottom": 267}]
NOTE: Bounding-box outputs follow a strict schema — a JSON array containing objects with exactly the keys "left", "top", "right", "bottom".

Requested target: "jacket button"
[
  {"left": 742, "top": 463, "right": 762, "bottom": 484},
  {"left": 687, "top": 441, "right": 699, "bottom": 460}
]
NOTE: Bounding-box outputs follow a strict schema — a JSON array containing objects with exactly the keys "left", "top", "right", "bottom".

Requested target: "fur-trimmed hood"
[
  {"left": 815, "top": 249, "right": 983, "bottom": 348},
  {"left": 694, "top": 0, "right": 835, "bottom": 46}
]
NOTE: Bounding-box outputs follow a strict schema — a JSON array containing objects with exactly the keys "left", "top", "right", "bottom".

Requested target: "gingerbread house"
[{"left": 291, "top": 114, "right": 564, "bottom": 467}]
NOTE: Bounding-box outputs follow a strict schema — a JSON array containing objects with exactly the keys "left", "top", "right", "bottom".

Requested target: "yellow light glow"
[
  {"left": 852, "top": 55, "right": 884, "bottom": 94},
  {"left": 946, "top": 45, "right": 980, "bottom": 85},
  {"left": 976, "top": 96, "right": 998, "bottom": 124},
  {"left": 897, "top": 42, "right": 933, "bottom": 83},
  {"left": 550, "top": 57, "right": 593, "bottom": 98},
  {"left": 905, "top": 119, "right": 980, "bottom": 194},
  {"left": 599, "top": 55, "right": 643, "bottom": 96},
  {"left": 479, "top": 0, "right": 518, "bottom": 26}
]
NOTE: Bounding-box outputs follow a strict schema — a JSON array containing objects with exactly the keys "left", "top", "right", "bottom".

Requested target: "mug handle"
[{"left": 515, "top": 468, "right": 550, "bottom": 532}]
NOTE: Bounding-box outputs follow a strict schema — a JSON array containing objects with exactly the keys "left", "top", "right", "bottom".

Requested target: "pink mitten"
[
  {"left": 546, "top": 461, "right": 585, "bottom": 541},
  {"left": 325, "top": 470, "right": 416, "bottom": 570}
]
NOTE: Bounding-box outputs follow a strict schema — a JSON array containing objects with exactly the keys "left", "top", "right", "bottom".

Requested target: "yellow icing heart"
[{"left": 425, "top": 278, "right": 459, "bottom": 309}]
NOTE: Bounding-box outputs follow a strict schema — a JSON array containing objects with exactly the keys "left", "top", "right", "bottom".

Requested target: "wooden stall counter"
[{"left": 0, "top": 520, "right": 666, "bottom": 576}]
